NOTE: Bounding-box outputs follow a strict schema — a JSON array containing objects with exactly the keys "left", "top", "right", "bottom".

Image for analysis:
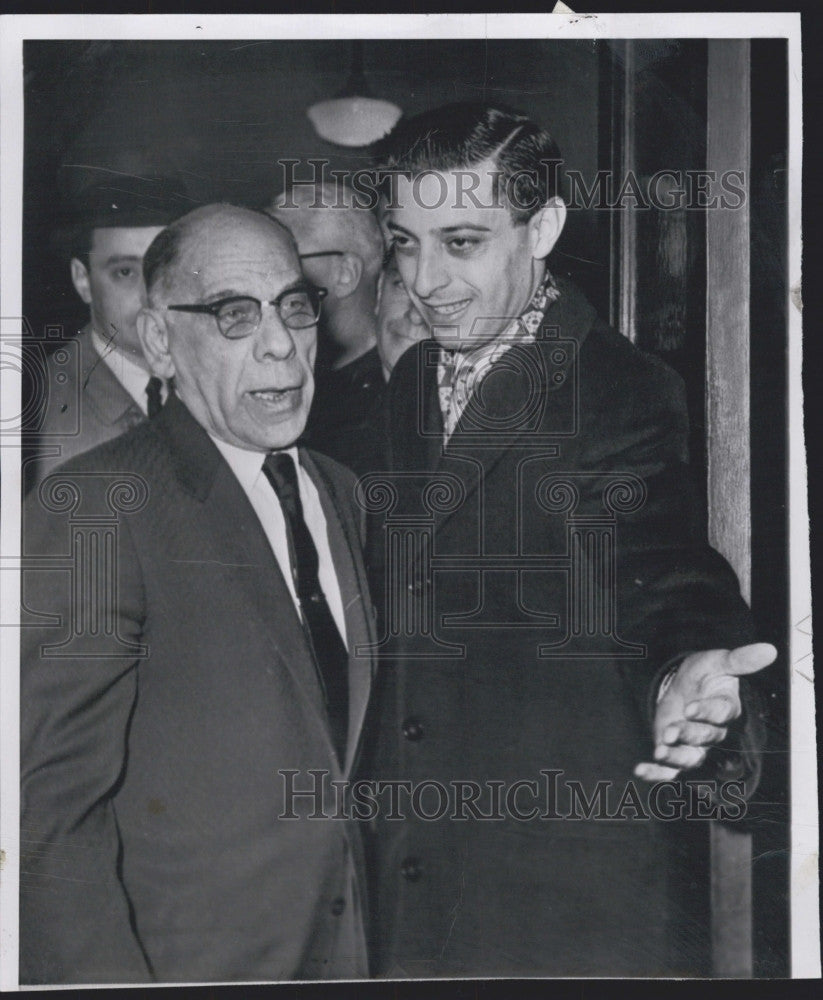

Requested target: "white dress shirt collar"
[
  {"left": 209, "top": 436, "right": 299, "bottom": 492},
  {"left": 89, "top": 328, "right": 161, "bottom": 416},
  {"left": 207, "top": 434, "right": 348, "bottom": 647}
]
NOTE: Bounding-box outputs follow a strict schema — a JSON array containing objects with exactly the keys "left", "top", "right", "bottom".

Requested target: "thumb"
[{"left": 725, "top": 642, "right": 778, "bottom": 676}]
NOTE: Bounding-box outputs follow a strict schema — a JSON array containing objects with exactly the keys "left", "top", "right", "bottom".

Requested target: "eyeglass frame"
[{"left": 166, "top": 281, "right": 328, "bottom": 339}]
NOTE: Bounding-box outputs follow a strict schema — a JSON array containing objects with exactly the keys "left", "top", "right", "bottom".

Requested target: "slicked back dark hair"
[{"left": 374, "top": 102, "right": 563, "bottom": 224}]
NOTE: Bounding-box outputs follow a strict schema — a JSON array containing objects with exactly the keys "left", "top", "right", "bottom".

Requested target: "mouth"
[
  {"left": 246, "top": 387, "right": 302, "bottom": 411},
  {"left": 424, "top": 298, "right": 472, "bottom": 320}
]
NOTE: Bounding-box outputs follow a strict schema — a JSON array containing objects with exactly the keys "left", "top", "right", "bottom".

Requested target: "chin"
[
  {"left": 264, "top": 416, "right": 310, "bottom": 451},
  {"left": 223, "top": 418, "right": 302, "bottom": 454}
]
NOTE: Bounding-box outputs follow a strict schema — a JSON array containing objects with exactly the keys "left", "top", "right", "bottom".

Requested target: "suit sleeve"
[
  {"left": 20, "top": 478, "right": 153, "bottom": 984},
  {"left": 576, "top": 337, "right": 765, "bottom": 790}
]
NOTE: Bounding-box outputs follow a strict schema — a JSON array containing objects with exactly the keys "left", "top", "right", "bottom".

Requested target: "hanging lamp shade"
[{"left": 307, "top": 41, "right": 402, "bottom": 148}]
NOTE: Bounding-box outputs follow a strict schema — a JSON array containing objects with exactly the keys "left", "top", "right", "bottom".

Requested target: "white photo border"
[{"left": 0, "top": 11, "right": 811, "bottom": 988}]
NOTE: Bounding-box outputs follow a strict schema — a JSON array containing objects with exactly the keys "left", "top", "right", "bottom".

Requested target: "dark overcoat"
[{"left": 363, "top": 278, "right": 762, "bottom": 977}]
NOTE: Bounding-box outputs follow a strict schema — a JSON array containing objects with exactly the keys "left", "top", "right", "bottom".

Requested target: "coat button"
[
  {"left": 401, "top": 856, "right": 422, "bottom": 881},
  {"left": 331, "top": 896, "right": 346, "bottom": 916},
  {"left": 402, "top": 716, "right": 424, "bottom": 741}
]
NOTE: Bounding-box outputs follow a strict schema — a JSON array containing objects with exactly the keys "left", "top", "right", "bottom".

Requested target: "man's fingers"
[
  {"left": 684, "top": 696, "right": 739, "bottom": 725},
  {"left": 662, "top": 721, "right": 727, "bottom": 747},
  {"left": 725, "top": 642, "right": 777, "bottom": 676},
  {"left": 634, "top": 761, "right": 681, "bottom": 783},
  {"left": 653, "top": 743, "right": 708, "bottom": 769},
  {"left": 643, "top": 642, "right": 777, "bottom": 784}
]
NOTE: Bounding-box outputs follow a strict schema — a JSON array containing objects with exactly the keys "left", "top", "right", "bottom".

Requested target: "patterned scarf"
[{"left": 437, "top": 270, "right": 561, "bottom": 443}]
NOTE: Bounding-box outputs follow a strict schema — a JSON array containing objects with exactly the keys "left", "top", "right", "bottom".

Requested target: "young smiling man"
[
  {"left": 364, "top": 103, "right": 775, "bottom": 977},
  {"left": 384, "top": 162, "right": 564, "bottom": 352}
]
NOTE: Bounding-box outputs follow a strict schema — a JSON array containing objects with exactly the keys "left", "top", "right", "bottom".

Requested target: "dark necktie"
[
  {"left": 145, "top": 376, "right": 164, "bottom": 418},
  {"left": 262, "top": 452, "right": 349, "bottom": 766}
]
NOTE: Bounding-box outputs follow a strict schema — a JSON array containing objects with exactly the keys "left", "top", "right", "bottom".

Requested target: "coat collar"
[
  {"left": 393, "top": 276, "right": 597, "bottom": 450},
  {"left": 449, "top": 282, "right": 593, "bottom": 444},
  {"left": 152, "top": 392, "right": 225, "bottom": 501},
  {"left": 152, "top": 393, "right": 373, "bottom": 777},
  {"left": 389, "top": 276, "right": 599, "bottom": 533},
  {"left": 301, "top": 450, "right": 375, "bottom": 776}
]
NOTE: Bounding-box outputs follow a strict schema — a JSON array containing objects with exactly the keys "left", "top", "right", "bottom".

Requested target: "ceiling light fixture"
[{"left": 307, "top": 40, "right": 402, "bottom": 148}]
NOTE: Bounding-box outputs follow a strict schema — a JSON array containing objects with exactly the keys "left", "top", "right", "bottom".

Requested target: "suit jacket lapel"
[
  {"left": 301, "top": 449, "right": 375, "bottom": 778},
  {"left": 79, "top": 329, "right": 145, "bottom": 430},
  {"left": 390, "top": 340, "right": 443, "bottom": 473},
  {"left": 431, "top": 278, "right": 597, "bottom": 538},
  {"left": 155, "top": 396, "right": 333, "bottom": 747}
]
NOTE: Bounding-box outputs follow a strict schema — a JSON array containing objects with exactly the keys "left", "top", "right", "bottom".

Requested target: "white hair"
[{"left": 267, "top": 182, "right": 384, "bottom": 279}]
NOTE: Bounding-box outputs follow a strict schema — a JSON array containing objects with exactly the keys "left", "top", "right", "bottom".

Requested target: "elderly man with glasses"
[{"left": 20, "top": 204, "right": 376, "bottom": 985}]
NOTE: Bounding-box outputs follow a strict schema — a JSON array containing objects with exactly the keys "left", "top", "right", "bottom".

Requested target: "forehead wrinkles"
[{"left": 172, "top": 230, "right": 299, "bottom": 298}]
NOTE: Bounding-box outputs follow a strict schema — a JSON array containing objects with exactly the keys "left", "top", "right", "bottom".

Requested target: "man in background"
[
  {"left": 268, "top": 182, "right": 385, "bottom": 476},
  {"left": 28, "top": 174, "right": 191, "bottom": 488},
  {"left": 327, "top": 247, "right": 429, "bottom": 478},
  {"left": 374, "top": 247, "right": 428, "bottom": 382}
]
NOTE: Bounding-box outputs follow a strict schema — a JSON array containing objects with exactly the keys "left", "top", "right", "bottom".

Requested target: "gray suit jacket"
[
  {"left": 365, "top": 278, "right": 763, "bottom": 977},
  {"left": 21, "top": 394, "right": 376, "bottom": 984},
  {"left": 28, "top": 327, "right": 146, "bottom": 488}
]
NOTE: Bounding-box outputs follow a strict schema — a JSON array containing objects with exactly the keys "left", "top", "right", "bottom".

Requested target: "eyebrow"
[
  {"left": 101, "top": 255, "right": 142, "bottom": 266},
  {"left": 438, "top": 224, "right": 492, "bottom": 234},
  {"left": 386, "top": 221, "right": 492, "bottom": 237}
]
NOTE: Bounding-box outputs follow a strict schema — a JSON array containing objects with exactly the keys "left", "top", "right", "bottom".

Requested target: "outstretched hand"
[{"left": 634, "top": 642, "right": 776, "bottom": 783}]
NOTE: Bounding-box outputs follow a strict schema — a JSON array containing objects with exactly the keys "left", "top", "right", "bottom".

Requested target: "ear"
[
  {"left": 530, "top": 198, "right": 567, "bottom": 261},
  {"left": 328, "top": 251, "right": 364, "bottom": 300},
  {"left": 137, "top": 307, "right": 176, "bottom": 379},
  {"left": 70, "top": 258, "right": 92, "bottom": 305}
]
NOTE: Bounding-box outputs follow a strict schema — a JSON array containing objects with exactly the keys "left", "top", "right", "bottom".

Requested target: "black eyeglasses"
[
  {"left": 299, "top": 250, "right": 344, "bottom": 260},
  {"left": 167, "top": 283, "right": 327, "bottom": 339}
]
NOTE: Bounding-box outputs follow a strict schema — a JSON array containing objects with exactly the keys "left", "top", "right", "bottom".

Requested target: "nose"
[
  {"left": 253, "top": 307, "right": 296, "bottom": 362},
  {"left": 413, "top": 245, "right": 448, "bottom": 301}
]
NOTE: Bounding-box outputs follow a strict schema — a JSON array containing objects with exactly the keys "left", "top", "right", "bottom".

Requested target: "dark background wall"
[{"left": 23, "top": 39, "right": 603, "bottom": 341}]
